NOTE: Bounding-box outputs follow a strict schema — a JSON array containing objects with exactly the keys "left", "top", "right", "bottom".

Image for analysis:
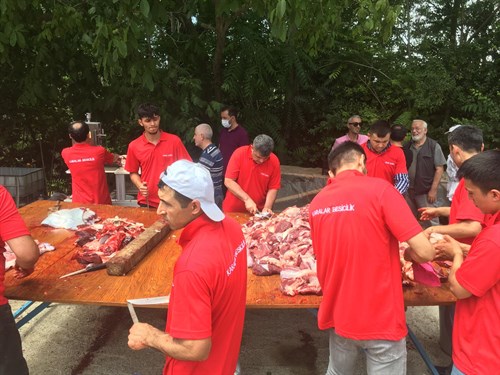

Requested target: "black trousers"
[{"left": 0, "top": 303, "right": 29, "bottom": 375}]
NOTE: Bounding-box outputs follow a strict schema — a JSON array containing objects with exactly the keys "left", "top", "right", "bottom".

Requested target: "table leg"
[
  {"left": 15, "top": 302, "right": 51, "bottom": 329},
  {"left": 407, "top": 324, "right": 439, "bottom": 375},
  {"left": 115, "top": 174, "right": 126, "bottom": 201}
]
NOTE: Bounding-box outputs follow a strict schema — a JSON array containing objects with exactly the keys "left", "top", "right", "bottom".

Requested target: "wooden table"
[{"left": 5, "top": 200, "right": 456, "bottom": 308}]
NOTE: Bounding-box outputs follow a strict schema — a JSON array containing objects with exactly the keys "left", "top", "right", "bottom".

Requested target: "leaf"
[
  {"left": 277, "top": 0, "right": 286, "bottom": 19},
  {"left": 116, "top": 40, "right": 127, "bottom": 57},
  {"left": 140, "top": 0, "right": 150, "bottom": 18},
  {"left": 9, "top": 31, "right": 16, "bottom": 46},
  {"left": 89, "top": 7, "right": 96, "bottom": 15},
  {"left": 143, "top": 71, "right": 154, "bottom": 91},
  {"left": 17, "top": 32, "right": 25, "bottom": 48}
]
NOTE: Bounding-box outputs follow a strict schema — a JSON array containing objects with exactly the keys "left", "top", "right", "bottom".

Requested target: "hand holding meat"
[{"left": 434, "top": 235, "right": 462, "bottom": 259}]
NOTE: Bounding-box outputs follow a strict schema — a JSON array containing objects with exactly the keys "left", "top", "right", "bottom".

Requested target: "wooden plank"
[{"left": 106, "top": 219, "right": 170, "bottom": 276}]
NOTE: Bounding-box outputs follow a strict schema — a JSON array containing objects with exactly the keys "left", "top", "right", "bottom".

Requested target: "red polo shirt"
[
  {"left": 223, "top": 145, "right": 281, "bottom": 213},
  {"left": 164, "top": 215, "right": 247, "bottom": 375},
  {"left": 62, "top": 143, "right": 115, "bottom": 204},
  {"left": 309, "top": 170, "right": 422, "bottom": 340},
  {"left": 0, "top": 186, "right": 31, "bottom": 305},
  {"left": 362, "top": 143, "right": 407, "bottom": 185},
  {"left": 452, "top": 213, "right": 500, "bottom": 374},
  {"left": 449, "top": 178, "right": 485, "bottom": 244},
  {"left": 125, "top": 131, "right": 191, "bottom": 208}
]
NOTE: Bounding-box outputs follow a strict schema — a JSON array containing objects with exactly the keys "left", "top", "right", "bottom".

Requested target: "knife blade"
[
  {"left": 59, "top": 263, "right": 106, "bottom": 279},
  {"left": 127, "top": 302, "right": 139, "bottom": 324},
  {"left": 126, "top": 296, "right": 170, "bottom": 307}
]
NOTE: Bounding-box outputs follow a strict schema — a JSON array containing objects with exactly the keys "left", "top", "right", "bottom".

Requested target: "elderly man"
[
  {"left": 62, "top": 121, "right": 120, "bottom": 204},
  {"left": 0, "top": 186, "right": 39, "bottom": 374},
  {"left": 331, "top": 115, "right": 368, "bottom": 150},
  {"left": 125, "top": 103, "right": 191, "bottom": 208},
  {"left": 362, "top": 120, "right": 409, "bottom": 195},
  {"left": 404, "top": 119, "right": 446, "bottom": 227},
  {"left": 193, "top": 123, "right": 224, "bottom": 208},
  {"left": 128, "top": 160, "right": 247, "bottom": 374},
  {"left": 434, "top": 150, "right": 500, "bottom": 375},
  {"left": 223, "top": 134, "right": 281, "bottom": 214},
  {"left": 309, "top": 142, "right": 433, "bottom": 374}
]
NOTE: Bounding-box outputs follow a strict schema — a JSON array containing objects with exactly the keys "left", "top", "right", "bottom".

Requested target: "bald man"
[{"left": 193, "top": 123, "right": 224, "bottom": 207}]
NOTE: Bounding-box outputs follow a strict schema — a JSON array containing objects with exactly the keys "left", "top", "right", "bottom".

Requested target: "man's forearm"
[
  {"left": 430, "top": 166, "right": 444, "bottom": 191},
  {"left": 130, "top": 172, "right": 142, "bottom": 189},
  {"left": 427, "top": 221, "right": 482, "bottom": 239},
  {"left": 263, "top": 189, "right": 278, "bottom": 210},
  {"left": 225, "top": 178, "right": 250, "bottom": 203},
  {"left": 146, "top": 329, "right": 211, "bottom": 361}
]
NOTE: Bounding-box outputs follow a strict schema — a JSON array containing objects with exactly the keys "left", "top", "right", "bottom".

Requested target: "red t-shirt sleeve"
[
  {"left": 394, "top": 148, "right": 408, "bottom": 174},
  {"left": 268, "top": 154, "right": 281, "bottom": 190},
  {"left": 0, "top": 187, "right": 30, "bottom": 243},
  {"left": 167, "top": 270, "right": 212, "bottom": 339},
  {"left": 125, "top": 143, "right": 140, "bottom": 173},
  {"left": 225, "top": 148, "right": 243, "bottom": 180},
  {"left": 173, "top": 138, "right": 192, "bottom": 161},
  {"left": 456, "top": 236, "right": 500, "bottom": 297},
  {"left": 102, "top": 147, "right": 115, "bottom": 165},
  {"left": 381, "top": 185, "right": 421, "bottom": 241}
]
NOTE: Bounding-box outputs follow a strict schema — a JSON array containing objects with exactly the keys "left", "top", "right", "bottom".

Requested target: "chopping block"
[{"left": 106, "top": 219, "right": 170, "bottom": 276}]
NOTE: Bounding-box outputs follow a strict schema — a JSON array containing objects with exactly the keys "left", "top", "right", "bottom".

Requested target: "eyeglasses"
[{"left": 349, "top": 122, "right": 362, "bottom": 127}]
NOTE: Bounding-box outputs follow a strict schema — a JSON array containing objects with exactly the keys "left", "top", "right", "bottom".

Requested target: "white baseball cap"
[
  {"left": 159, "top": 160, "right": 225, "bottom": 222},
  {"left": 445, "top": 125, "right": 462, "bottom": 134}
]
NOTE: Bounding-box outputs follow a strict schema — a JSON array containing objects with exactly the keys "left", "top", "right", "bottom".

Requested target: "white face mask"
[{"left": 221, "top": 119, "right": 231, "bottom": 128}]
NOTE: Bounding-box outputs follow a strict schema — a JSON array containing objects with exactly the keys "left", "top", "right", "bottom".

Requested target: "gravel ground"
[{"left": 10, "top": 300, "right": 451, "bottom": 375}]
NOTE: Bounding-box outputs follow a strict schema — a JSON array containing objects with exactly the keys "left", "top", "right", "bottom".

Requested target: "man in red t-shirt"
[
  {"left": 362, "top": 120, "right": 409, "bottom": 194},
  {"left": 0, "top": 186, "right": 39, "bottom": 374},
  {"left": 125, "top": 103, "right": 191, "bottom": 208},
  {"left": 223, "top": 134, "right": 281, "bottom": 214},
  {"left": 128, "top": 160, "right": 247, "bottom": 375},
  {"left": 309, "top": 142, "right": 434, "bottom": 374},
  {"left": 62, "top": 121, "right": 120, "bottom": 204},
  {"left": 434, "top": 150, "right": 500, "bottom": 375},
  {"left": 420, "top": 125, "right": 484, "bottom": 246}
]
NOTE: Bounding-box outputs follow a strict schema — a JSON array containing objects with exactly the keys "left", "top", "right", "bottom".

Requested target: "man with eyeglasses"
[
  {"left": 403, "top": 119, "right": 446, "bottom": 228},
  {"left": 125, "top": 103, "right": 191, "bottom": 208},
  {"left": 223, "top": 134, "right": 281, "bottom": 215},
  {"left": 331, "top": 115, "right": 369, "bottom": 150}
]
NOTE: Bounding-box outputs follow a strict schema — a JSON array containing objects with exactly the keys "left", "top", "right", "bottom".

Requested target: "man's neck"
[
  {"left": 414, "top": 136, "right": 427, "bottom": 147},
  {"left": 229, "top": 122, "right": 239, "bottom": 131},
  {"left": 200, "top": 141, "right": 212, "bottom": 150},
  {"left": 347, "top": 132, "right": 358, "bottom": 142},
  {"left": 144, "top": 130, "right": 162, "bottom": 144}
]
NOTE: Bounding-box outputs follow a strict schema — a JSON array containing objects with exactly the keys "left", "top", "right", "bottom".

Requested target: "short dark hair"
[
  {"left": 68, "top": 121, "right": 89, "bottom": 143},
  {"left": 448, "top": 125, "right": 483, "bottom": 153},
  {"left": 369, "top": 120, "right": 391, "bottom": 137},
  {"left": 328, "top": 141, "right": 366, "bottom": 174},
  {"left": 390, "top": 124, "right": 408, "bottom": 142},
  {"left": 157, "top": 181, "right": 193, "bottom": 208},
  {"left": 137, "top": 103, "right": 160, "bottom": 119},
  {"left": 221, "top": 105, "right": 238, "bottom": 119},
  {"left": 457, "top": 150, "right": 500, "bottom": 194}
]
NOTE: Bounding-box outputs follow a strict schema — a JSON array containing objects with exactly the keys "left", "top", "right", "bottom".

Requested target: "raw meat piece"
[
  {"left": 73, "top": 216, "right": 145, "bottom": 264},
  {"left": 243, "top": 205, "right": 320, "bottom": 296}
]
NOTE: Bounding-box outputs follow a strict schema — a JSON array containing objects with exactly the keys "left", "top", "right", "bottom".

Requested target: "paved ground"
[{"left": 11, "top": 300, "right": 451, "bottom": 375}]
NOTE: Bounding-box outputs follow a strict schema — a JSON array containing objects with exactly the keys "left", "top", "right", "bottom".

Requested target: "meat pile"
[
  {"left": 3, "top": 240, "right": 55, "bottom": 278},
  {"left": 242, "top": 205, "right": 321, "bottom": 296},
  {"left": 73, "top": 216, "right": 145, "bottom": 264}
]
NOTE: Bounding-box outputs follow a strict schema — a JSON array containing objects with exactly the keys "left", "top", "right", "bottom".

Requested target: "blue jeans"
[
  {"left": 326, "top": 329, "right": 407, "bottom": 375},
  {"left": 451, "top": 365, "right": 465, "bottom": 375}
]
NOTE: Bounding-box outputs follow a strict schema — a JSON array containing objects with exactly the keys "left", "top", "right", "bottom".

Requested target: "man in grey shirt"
[{"left": 403, "top": 119, "right": 446, "bottom": 227}]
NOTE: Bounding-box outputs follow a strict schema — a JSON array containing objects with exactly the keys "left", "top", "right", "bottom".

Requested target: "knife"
[
  {"left": 59, "top": 263, "right": 107, "bottom": 279},
  {"left": 126, "top": 296, "right": 170, "bottom": 324}
]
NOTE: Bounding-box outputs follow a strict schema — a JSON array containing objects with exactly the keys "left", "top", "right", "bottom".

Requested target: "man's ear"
[
  {"left": 490, "top": 189, "right": 500, "bottom": 201},
  {"left": 191, "top": 200, "right": 203, "bottom": 215}
]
